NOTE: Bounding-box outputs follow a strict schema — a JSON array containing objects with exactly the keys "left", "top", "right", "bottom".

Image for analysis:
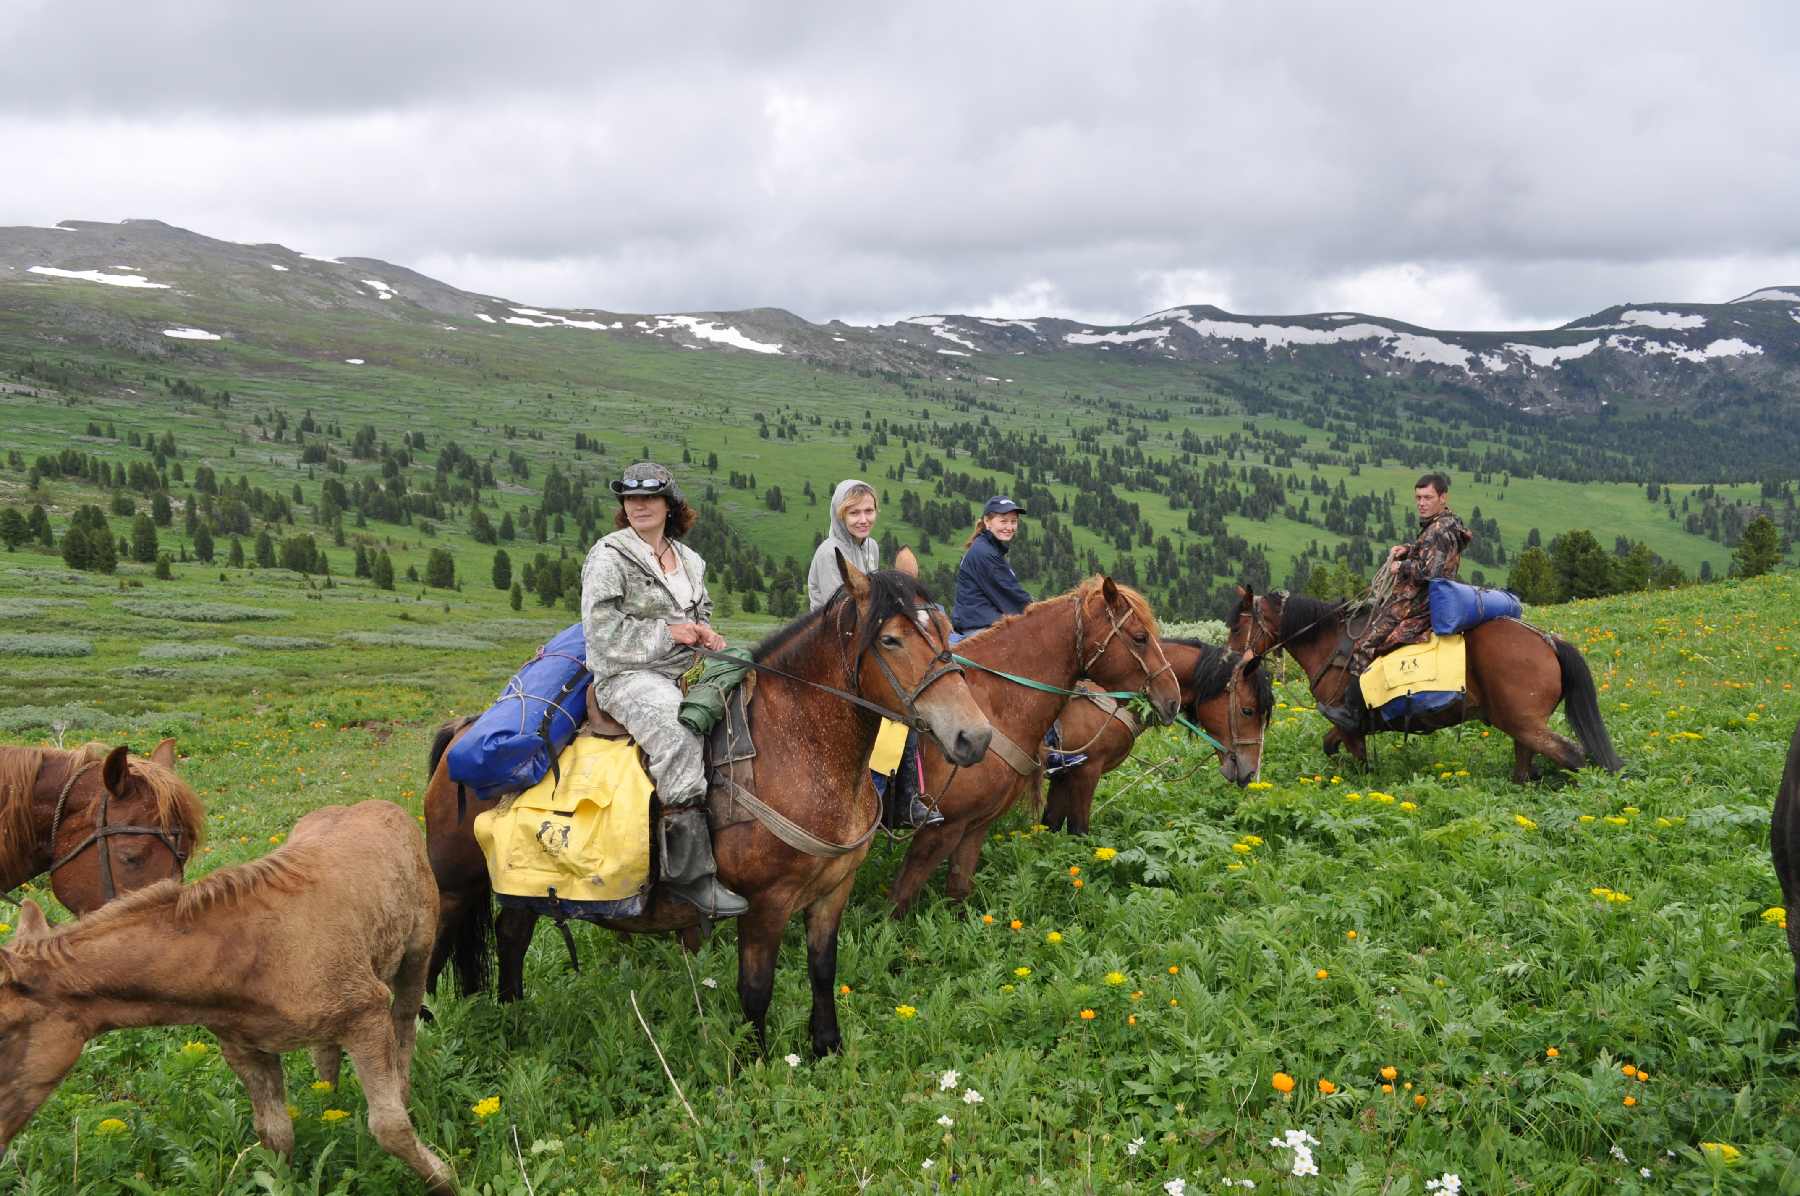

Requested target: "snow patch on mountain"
[
  {"left": 1732, "top": 288, "right": 1800, "bottom": 303},
  {"left": 1065, "top": 327, "right": 1170, "bottom": 346},
  {"left": 362, "top": 278, "right": 395, "bottom": 300},
  {"left": 508, "top": 306, "right": 622, "bottom": 331},
  {"left": 299, "top": 253, "right": 342, "bottom": 264},
  {"left": 28, "top": 266, "right": 169, "bottom": 289},
  {"left": 1497, "top": 340, "right": 1604, "bottom": 368},
  {"left": 476, "top": 313, "right": 497, "bottom": 323},
  {"left": 268, "top": 263, "right": 288, "bottom": 271},
  {"left": 976, "top": 317, "right": 1039, "bottom": 331},
  {"left": 652, "top": 316, "right": 783, "bottom": 354},
  {"left": 929, "top": 326, "right": 979, "bottom": 351},
  {"left": 162, "top": 327, "right": 220, "bottom": 341},
  {"left": 1624, "top": 336, "right": 1762, "bottom": 363}
]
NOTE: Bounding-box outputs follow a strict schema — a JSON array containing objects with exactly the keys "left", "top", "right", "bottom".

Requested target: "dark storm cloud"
[{"left": 5, "top": 1, "right": 1800, "bottom": 327}]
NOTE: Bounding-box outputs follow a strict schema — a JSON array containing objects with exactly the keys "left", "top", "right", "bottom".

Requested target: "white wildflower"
[
  {"left": 1424, "top": 1176, "right": 1461, "bottom": 1195},
  {"left": 1270, "top": 1129, "right": 1320, "bottom": 1179},
  {"left": 921, "top": 1158, "right": 935, "bottom": 1171},
  {"left": 962, "top": 1088, "right": 984, "bottom": 1105},
  {"left": 1127, "top": 1136, "right": 1145, "bottom": 1156},
  {"left": 1610, "top": 1144, "right": 1629, "bottom": 1163},
  {"left": 938, "top": 1068, "right": 960, "bottom": 1091},
  {"left": 1164, "top": 1180, "right": 1186, "bottom": 1196},
  {"left": 784, "top": 1053, "right": 801, "bottom": 1069},
  {"left": 701, "top": 977, "right": 718, "bottom": 989},
  {"left": 1640, "top": 1168, "right": 1652, "bottom": 1179},
  {"left": 937, "top": 1114, "right": 954, "bottom": 1128}
]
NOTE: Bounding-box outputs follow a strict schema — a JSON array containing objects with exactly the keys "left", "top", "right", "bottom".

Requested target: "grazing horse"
[
  {"left": 1770, "top": 719, "right": 1800, "bottom": 1026},
  {"left": 426, "top": 561, "right": 993, "bottom": 1057},
  {"left": 1043, "top": 639, "right": 1274, "bottom": 836},
  {"left": 1226, "top": 587, "right": 1621, "bottom": 782},
  {"left": 0, "top": 740, "right": 202, "bottom": 915},
  {"left": 0, "top": 801, "right": 453, "bottom": 1193},
  {"left": 887, "top": 577, "right": 1183, "bottom": 915}
]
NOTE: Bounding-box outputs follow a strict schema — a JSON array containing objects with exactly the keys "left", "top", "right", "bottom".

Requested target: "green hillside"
[{"left": 2, "top": 548, "right": 1798, "bottom": 1191}]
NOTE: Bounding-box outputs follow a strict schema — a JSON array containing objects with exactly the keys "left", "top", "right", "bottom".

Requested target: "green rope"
[
  {"left": 950, "top": 654, "right": 1140, "bottom": 702},
  {"left": 1173, "top": 713, "right": 1229, "bottom": 755}
]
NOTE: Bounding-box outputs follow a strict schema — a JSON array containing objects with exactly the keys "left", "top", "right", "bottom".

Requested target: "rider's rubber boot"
[
  {"left": 1043, "top": 720, "right": 1088, "bottom": 775},
  {"left": 1319, "top": 679, "right": 1371, "bottom": 733},
  {"left": 891, "top": 738, "right": 944, "bottom": 829},
  {"left": 659, "top": 806, "right": 749, "bottom": 918}
]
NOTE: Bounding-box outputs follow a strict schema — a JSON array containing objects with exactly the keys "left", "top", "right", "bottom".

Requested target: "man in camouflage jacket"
[{"left": 1350, "top": 472, "right": 1473, "bottom": 675}]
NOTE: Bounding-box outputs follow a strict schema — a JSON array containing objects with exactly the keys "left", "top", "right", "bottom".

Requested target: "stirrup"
[
  {"left": 906, "top": 796, "right": 945, "bottom": 829},
  {"left": 1044, "top": 751, "right": 1088, "bottom": 775}
]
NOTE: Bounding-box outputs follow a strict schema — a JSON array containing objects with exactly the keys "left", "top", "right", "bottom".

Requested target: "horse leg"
[
  {"left": 1504, "top": 721, "right": 1585, "bottom": 781},
  {"left": 890, "top": 819, "right": 963, "bottom": 917},
  {"left": 1066, "top": 769, "right": 1102, "bottom": 836},
  {"left": 388, "top": 940, "right": 433, "bottom": 1105},
  {"left": 1042, "top": 774, "right": 1071, "bottom": 833},
  {"left": 946, "top": 806, "right": 1010, "bottom": 903},
  {"left": 803, "top": 879, "right": 855, "bottom": 1057},
  {"left": 308, "top": 1046, "right": 342, "bottom": 1090},
  {"left": 341, "top": 1013, "right": 458, "bottom": 1196},
  {"left": 494, "top": 906, "right": 538, "bottom": 1003},
  {"left": 1323, "top": 727, "right": 1343, "bottom": 757},
  {"left": 735, "top": 902, "right": 789, "bottom": 1055},
  {"left": 218, "top": 1039, "right": 295, "bottom": 1159},
  {"left": 1511, "top": 739, "right": 1541, "bottom": 783}
]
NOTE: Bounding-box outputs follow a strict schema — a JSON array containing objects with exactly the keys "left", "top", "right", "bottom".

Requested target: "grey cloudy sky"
[{"left": 5, "top": 1, "right": 1799, "bottom": 329}]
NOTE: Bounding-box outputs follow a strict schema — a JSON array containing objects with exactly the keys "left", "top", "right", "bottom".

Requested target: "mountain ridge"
[{"left": 5, "top": 217, "right": 1799, "bottom": 419}]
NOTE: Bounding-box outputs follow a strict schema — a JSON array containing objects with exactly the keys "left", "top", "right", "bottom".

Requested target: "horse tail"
[
  {"left": 427, "top": 717, "right": 473, "bottom": 782},
  {"left": 443, "top": 878, "right": 495, "bottom": 998},
  {"left": 1553, "top": 637, "right": 1622, "bottom": 772}
]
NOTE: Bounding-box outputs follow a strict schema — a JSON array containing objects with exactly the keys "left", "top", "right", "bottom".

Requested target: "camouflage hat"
[{"left": 611, "top": 461, "right": 684, "bottom": 502}]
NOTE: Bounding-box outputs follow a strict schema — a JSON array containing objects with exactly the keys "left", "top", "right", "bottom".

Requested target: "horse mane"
[
  {"left": 755, "top": 570, "right": 936, "bottom": 669},
  {"left": 1177, "top": 640, "right": 1275, "bottom": 713},
  {"left": 961, "top": 575, "right": 1162, "bottom": 646},
  {"left": 0, "top": 745, "right": 206, "bottom": 882},
  {"left": 7, "top": 844, "right": 321, "bottom": 968},
  {"left": 1276, "top": 592, "right": 1345, "bottom": 646}
]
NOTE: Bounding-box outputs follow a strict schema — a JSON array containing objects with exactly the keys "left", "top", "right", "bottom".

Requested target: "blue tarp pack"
[
  {"left": 1428, "top": 578, "right": 1523, "bottom": 635},
  {"left": 445, "top": 622, "right": 592, "bottom": 801},
  {"left": 1377, "top": 690, "right": 1462, "bottom": 724}
]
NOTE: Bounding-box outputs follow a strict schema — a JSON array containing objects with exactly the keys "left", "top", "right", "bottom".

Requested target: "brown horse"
[
  {"left": 1042, "top": 639, "right": 1274, "bottom": 836},
  {"left": 887, "top": 577, "right": 1183, "bottom": 915},
  {"left": 426, "top": 560, "right": 993, "bottom": 1056},
  {"left": 1227, "top": 587, "right": 1621, "bottom": 782},
  {"left": 0, "top": 801, "right": 452, "bottom": 1193},
  {"left": 0, "top": 740, "right": 202, "bottom": 915},
  {"left": 1770, "top": 718, "right": 1800, "bottom": 1026}
]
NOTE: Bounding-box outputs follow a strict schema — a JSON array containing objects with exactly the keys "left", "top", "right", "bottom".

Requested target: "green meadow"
[{"left": 2, "top": 546, "right": 1798, "bottom": 1193}]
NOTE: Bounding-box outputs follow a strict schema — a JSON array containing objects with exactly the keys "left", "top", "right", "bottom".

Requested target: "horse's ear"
[
  {"left": 11, "top": 900, "right": 50, "bottom": 944},
  {"left": 835, "top": 548, "right": 871, "bottom": 601},
  {"left": 151, "top": 738, "right": 177, "bottom": 770},
  {"left": 893, "top": 546, "right": 919, "bottom": 578},
  {"left": 101, "top": 745, "right": 131, "bottom": 798},
  {"left": 1100, "top": 576, "right": 1122, "bottom": 608}
]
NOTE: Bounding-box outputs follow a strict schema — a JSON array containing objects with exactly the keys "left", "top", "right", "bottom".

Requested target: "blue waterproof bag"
[
  {"left": 445, "top": 622, "right": 592, "bottom": 801},
  {"left": 1428, "top": 578, "right": 1522, "bottom": 635}
]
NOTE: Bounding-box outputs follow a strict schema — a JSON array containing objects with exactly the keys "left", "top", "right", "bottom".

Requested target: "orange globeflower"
[
  {"left": 1379, "top": 1066, "right": 1397, "bottom": 1081},
  {"left": 1317, "top": 1079, "right": 1337, "bottom": 1095},
  {"left": 1271, "top": 1072, "right": 1296, "bottom": 1094},
  {"left": 1413, "top": 1094, "right": 1427, "bottom": 1108},
  {"left": 1079, "top": 1009, "right": 1096, "bottom": 1021}
]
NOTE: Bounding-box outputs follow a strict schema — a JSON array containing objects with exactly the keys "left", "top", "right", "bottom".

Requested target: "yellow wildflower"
[
  {"left": 1380, "top": 1083, "right": 1394, "bottom": 1094},
  {"left": 1168, "top": 965, "right": 1180, "bottom": 975},
  {"left": 1094, "top": 847, "right": 1117, "bottom": 861},
  {"left": 1513, "top": 814, "right": 1538, "bottom": 830},
  {"left": 1314, "top": 969, "right": 1329, "bottom": 980},
  {"left": 1014, "top": 966, "right": 1032, "bottom": 978},
  {"left": 1400, "top": 801, "right": 1417, "bottom": 812},
  {"left": 1380, "top": 1065, "right": 1397, "bottom": 1081},
  {"left": 1009, "top": 919, "right": 1022, "bottom": 931},
  {"left": 1104, "top": 971, "right": 1126, "bottom": 986},
  {"left": 895, "top": 1005, "right": 917, "bottom": 1019},
  {"left": 471, "top": 1096, "right": 501, "bottom": 1119},
  {"left": 1545, "top": 1047, "right": 1560, "bottom": 1059},
  {"left": 1068, "top": 865, "right": 1081, "bottom": 877},
  {"left": 981, "top": 914, "right": 994, "bottom": 925},
  {"left": 95, "top": 1118, "right": 127, "bottom": 1136},
  {"left": 1246, "top": 780, "right": 1273, "bottom": 791},
  {"left": 1578, "top": 815, "right": 1596, "bottom": 824},
  {"left": 1345, "top": 930, "right": 1357, "bottom": 940},
  {"left": 1241, "top": 834, "right": 1264, "bottom": 847},
  {"left": 1700, "top": 1142, "right": 1741, "bottom": 1164},
  {"left": 1763, "top": 907, "right": 1788, "bottom": 925},
  {"left": 1622, "top": 1096, "right": 1637, "bottom": 1107},
  {"left": 1046, "top": 931, "right": 1063, "bottom": 944},
  {"left": 1231, "top": 842, "right": 1252, "bottom": 854},
  {"left": 839, "top": 984, "right": 852, "bottom": 995},
  {"left": 310, "top": 1080, "right": 334, "bottom": 1092},
  {"left": 179, "top": 1041, "right": 210, "bottom": 1057},
  {"left": 1621, "top": 806, "right": 1640, "bottom": 815},
  {"left": 322, "top": 1108, "right": 351, "bottom": 1123},
  {"left": 1078, "top": 1009, "right": 1096, "bottom": 1021}
]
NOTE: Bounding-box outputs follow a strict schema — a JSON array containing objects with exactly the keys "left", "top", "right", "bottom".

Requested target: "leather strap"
[
  {"left": 716, "top": 775, "right": 878, "bottom": 859},
  {"left": 985, "top": 728, "right": 1042, "bottom": 778}
]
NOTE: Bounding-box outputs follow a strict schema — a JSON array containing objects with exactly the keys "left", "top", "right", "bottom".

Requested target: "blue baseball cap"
[{"left": 983, "top": 496, "right": 1026, "bottom": 516}]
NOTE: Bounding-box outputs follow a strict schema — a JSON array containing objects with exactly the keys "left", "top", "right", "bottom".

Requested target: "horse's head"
[
  {"left": 1224, "top": 585, "right": 1288, "bottom": 659},
  {"left": 0, "top": 901, "right": 87, "bottom": 1160},
  {"left": 51, "top": 740, "right": 201, "bottom": 915},
  {"left": 834, "top": 552, "right": 992, "bottom": 767},
  {"left": 1202, "top": 651, "right": 1273, "bottom": 786},
  {"left": 1077, "top": 578, "right": 1181, "bottom": 721}
]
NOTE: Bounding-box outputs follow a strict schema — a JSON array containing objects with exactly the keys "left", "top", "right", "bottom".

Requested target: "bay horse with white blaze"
[
  {"left": 1226, "top": 587, "right": 1621, "bottom": 782},
  {"left": 1043, "top": 638, "right": 1274, "bottom": 836},
  {"left": 0, "top": 739, "right": 202, "bottom": 915},
  {"left": 888, "top": 577, "right": 1183, "bottom": 915},
  {"left": 426, "top": 559, "right": 993, "bottom": 1056}
]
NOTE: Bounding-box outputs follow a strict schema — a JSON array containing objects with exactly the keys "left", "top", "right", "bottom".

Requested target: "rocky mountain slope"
[{"left": 5, "top": 218, "right": 1798, "bottom": 418}]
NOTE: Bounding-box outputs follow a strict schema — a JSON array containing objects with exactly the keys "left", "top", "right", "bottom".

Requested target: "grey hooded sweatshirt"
[{"left": 806, "top": 479, "right": 881, "bottom": 610}]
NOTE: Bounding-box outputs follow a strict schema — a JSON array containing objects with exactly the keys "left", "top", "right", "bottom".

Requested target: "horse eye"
[
  {"left": 1132, "top": 631, "right": 1148, "bottom": 644},
  {"left": 880, "top": 634, "right": 903, "bottom": 649}
]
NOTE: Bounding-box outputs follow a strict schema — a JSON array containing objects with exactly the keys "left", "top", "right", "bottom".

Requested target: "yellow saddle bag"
[
  {"left": 870, "top": 719, "right": 910, "bottom": 776},
  {"left": 1359, "top": 633, "right": 1466, "bottom": 709},
  {"left": 473, "top": 734, "right": 653, "bottom": 904}
]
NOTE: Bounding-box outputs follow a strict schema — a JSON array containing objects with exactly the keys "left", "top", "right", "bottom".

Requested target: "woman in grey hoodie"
[
  {"left": 806, "top": 479, "right": 942, "bottom": 829},
  {"left": 806, "top": 479, "right": 881, "bottom": 611}
]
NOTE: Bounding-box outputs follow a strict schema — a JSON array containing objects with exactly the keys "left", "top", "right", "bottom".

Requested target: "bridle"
[
  {"left": 835, "top": 593, "right": 967, "bottom": 750},
  {"left": 39, "top": 755, "right": 192, "bottom": 904},
  {"left": 1073, "top": 589, "right": 1177, "bottom": 699},
  {"left": 1212, "top": 653, "right": 1268, "bottom": 776}
]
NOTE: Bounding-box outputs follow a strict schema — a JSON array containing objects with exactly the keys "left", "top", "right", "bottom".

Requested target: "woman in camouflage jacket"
[{"left": 580, "top": 461, "right": 747, "bottom": 918}]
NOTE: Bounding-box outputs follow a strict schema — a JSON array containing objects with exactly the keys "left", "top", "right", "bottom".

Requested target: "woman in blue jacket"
[
  {"left": 953, "top": 496, "right": 1033, "bottom": 634},
  {"left": 953, "top": 497, "right": 1085, "bottom": 771}
]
